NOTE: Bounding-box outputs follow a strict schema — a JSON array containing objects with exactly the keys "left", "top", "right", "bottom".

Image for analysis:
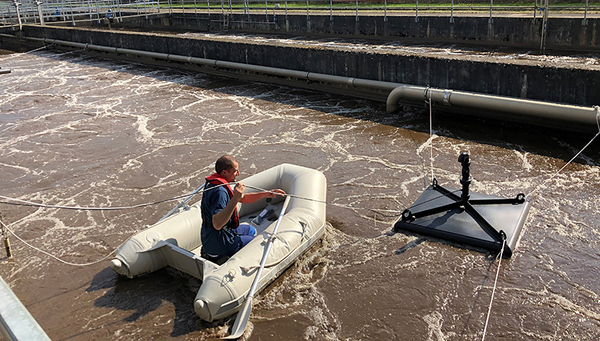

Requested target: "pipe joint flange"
[
  {"left": 443, "top": 90, "right": 453, "bottom": 106},
  {"left": 423, "top": 85, "right": 430, "bottom": 103}
]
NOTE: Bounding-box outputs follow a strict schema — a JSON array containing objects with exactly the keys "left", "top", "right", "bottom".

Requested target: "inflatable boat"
[{"left": 110, "top": 164, "right": 327, "bottom": 322}]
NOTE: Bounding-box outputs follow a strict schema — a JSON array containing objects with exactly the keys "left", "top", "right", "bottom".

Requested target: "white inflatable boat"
[{"left": 110, "top": 164, "right": 327, "bottom": 322}]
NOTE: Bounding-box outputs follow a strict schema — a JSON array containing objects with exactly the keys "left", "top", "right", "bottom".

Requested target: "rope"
[
  {"left": 481, "top": 236, "right": 506, "bottom": 341},
  {"left": 0, "top": 193, "right": 193, "bottom": 211},
  {"left": 0, "top": 219, "right": 117, "bottom": 266},
  {"left": 0, "top": 184, "right": 236, "bottom": 265},
  {"left": 525, "top": 106, "right": 600, "bottom": 199},
  {"left": 0, "top": 45, "right": 49, "bottom": 61},
  {"left": 429, "top": 96, "right": 435, "bottom": 184}
]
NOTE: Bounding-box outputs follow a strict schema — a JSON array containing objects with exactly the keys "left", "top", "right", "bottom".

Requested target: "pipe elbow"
[{"left": 386, "top": 86, "right": 405, "bottom": 113}]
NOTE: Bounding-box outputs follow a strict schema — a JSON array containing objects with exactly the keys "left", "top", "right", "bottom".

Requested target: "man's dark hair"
[{"left": 215, "top": 155, "right": 236, "bottom": 174}]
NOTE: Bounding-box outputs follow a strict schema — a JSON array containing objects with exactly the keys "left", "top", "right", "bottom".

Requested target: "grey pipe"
[
  {"left": 387, "top": 85, "right": 599, "bottom": 127},
  {"left": 14, "top": 36, "right": 600, "bottom": 131},
  {"left": 0, "top": 69, "right": 11, "bottom": 75}
]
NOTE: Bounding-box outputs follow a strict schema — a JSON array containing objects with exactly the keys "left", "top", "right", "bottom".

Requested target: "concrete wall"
[
  {"left": 11, "top": 25, "right": 599, "bottom": 107},
  {"left": 144, "top": 13, "right": 600, "bottom": 52}
]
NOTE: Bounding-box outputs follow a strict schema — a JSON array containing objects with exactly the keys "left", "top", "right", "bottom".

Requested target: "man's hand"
[
  {"left": 266, "top": 189, "right": 286, "bottom": 198},
  {"left": 233, "top": 182, "right": 245, "bottom": 201}
]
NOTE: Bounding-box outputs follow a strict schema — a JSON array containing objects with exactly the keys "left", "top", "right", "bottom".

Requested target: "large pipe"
[
  {"left": 0, "top": 68, "right": 11, "bottom": 75},
  {"left": 10, "top": 36, "right": 600, "bottom": 131},
  {"left": 386, "top": 85, "right": 599, "bottom": 128}
]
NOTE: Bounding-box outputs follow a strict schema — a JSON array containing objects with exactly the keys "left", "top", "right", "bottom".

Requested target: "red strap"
[{"left": 205, "top": 173, "right": 239, "bottom": 228}]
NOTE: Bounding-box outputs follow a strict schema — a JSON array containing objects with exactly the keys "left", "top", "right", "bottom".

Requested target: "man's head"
[{"left": 215, "top": 155, "right": 239, "bottom": 183}]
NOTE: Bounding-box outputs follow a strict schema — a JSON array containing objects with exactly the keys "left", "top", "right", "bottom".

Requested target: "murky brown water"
[{"left": 1, "top": 48, "right": 599, "bottom": 341}]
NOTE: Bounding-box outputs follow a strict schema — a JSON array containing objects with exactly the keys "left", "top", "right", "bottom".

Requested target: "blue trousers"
[{"left": 233, "top": 223, "right": 256, "bottom": 253}]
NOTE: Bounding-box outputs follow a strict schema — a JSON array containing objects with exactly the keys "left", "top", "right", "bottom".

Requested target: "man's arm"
[
  {"left": 212, "top": 183, "right": 245, "bottom": 230},
  {"left": 240, "top": 189, "right": 286, "bottom": 204}
]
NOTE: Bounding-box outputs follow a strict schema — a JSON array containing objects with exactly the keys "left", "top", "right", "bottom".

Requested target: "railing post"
[
  {"left": 384, "top": 0, "right": 387, "bottom": 22},
  {"left": 36, "top": 1, "right": 45, "bottom": 25},
  {"left": 450, "top": 0, "right": 454, "bottom": 23},
  {"left": 12, "top": 0, "right": 22, "bottom": 30},
  {"left": 488, "top": 0, "right": 493, "bottom": 24},
  {"left": 118, "top": 0, "right": 123, "bottom": 21},
  {"left": 415, "top": 0, "right": 418, "bottom": 23},
  {"left": 306, "top": 0, "right": 309, "bottom": 29},
  {"left": 582, "top": 0, "right": 588, "bottom": 25},
  {"left": 540, "top": 0, "right": 548, "bottom": 52},
  {"left": 355, "top": 0, "right": 358, "bottom": 22},
  {"left": 71, "top": 0, "right": 75, "bottom": 26}
]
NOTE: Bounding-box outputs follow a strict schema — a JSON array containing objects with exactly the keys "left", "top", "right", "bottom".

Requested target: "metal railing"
[
  {"left": 1, "top": 0, "right": 598, "bottom": 27},
  {"left": 0, "top": 0, "right": 160, "bottom": 27}
]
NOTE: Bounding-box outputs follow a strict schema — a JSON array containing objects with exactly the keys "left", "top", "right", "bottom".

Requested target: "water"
[{"left": 1, "top": 48, "right": 599, "bottom": 340}]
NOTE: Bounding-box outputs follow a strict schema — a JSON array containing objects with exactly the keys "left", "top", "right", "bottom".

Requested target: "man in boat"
[{"left": 201, "top": 155, "right": 285, "bottom": 259}]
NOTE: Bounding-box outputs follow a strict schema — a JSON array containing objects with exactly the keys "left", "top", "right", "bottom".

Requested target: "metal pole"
[
  {"left": 329, "top": 0, "right": 332, "bottom": 21},
  {"left": 36, "top": 1, "right": 45, "bottom": 25},
  {"left": 1, "top": 213, "right": 12, "bottom": 259},
  {"left": 355, "top": 0, "right": 358, "bottom": 22},
  {"left": 12, "top": 0, "right": 22, "bottom": 30},
  {"left": 182, "top": 0, "right": 184, "bottom": 15},
  {"left": 71, "top": 0, "right": 75, "bottom": 26},
  {"left": 582, "top": 0, "right": 588, "bottom": 25},
  {"left": 384, "top": 0, "right": 387, "bottom": 22},
  {"left": 450, "top": 0, "right": 454, "bottom": 23},
  {"left": 540, "top": 0, "right": 548, "bottom": 52},
  {"left": 415, "top": 0, "right": 418, "bottom": 23},
  {"left": 306, "top": 0, "right": 308, "bottom": 22},
  {"left": 488, "top": 0, "right": 493, "bottom": 24},
  {"left": 265, "top": 0, "right": 267, "bottom": 20}
]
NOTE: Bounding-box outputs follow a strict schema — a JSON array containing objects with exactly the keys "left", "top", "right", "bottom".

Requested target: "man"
[{"left": 201, "top": 155, "right": 285, "bottom": 258}]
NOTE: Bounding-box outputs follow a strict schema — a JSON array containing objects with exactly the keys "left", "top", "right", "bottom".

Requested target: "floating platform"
[{"left": 394, "top": 153, "right": 531, "bottom": 258}]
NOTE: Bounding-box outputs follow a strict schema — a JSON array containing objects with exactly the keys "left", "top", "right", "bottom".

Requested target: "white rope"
[
  {"left": 429, "top": 96, "right": 435, "bottom": 183},
  {"left": 0, "top": 45, "right": 49, "bottom": 62},
  {"left": 481, "top": 237, "right": 506, "bottom": 341},
  {"left": 0, "top": 193, "right": 193, "bottom": 211},
  {"left": 526, "top": 107, "right": 600, "bottom": 199},
  {"left": 0, "top": 219, "right": 118, "bottom": 266}
]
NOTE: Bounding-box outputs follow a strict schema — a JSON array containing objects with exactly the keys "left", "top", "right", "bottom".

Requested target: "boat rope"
[
  {"left": 525, "top": 106, "right": 600, "bottom": 200},
  {"left": 0, "top": 184, "right": 235, "bottom": 265},
  {"left": 428, "top": 94, "right": 435, "bottom": 184},
  {"left": 0, "top": 193, "right": 194, "bottom": 211},
  {"left": 0, "top": 44, "right": 50, "bottom": 62},
  {"left": 481, "top": 235, "right": 506, "bottom": 341},
  {"left": 0, "top": 219, "right": 117, "bottom": 266}
]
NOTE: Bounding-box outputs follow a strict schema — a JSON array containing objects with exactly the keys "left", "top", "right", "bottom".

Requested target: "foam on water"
[{"left": 0, "top": 49, "right": 599, "bottom": 340}]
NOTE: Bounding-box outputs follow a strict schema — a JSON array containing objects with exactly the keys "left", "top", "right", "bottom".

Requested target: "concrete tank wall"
[
  {"left": 152, "top": 13, "right": 599, "bottom": 52},
  {"left": 14, "top": 25, "right": 599, "bottom": 107}
]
